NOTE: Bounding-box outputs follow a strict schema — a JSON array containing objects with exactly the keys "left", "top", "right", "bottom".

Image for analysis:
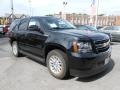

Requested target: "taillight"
[{"left": 3, "top": 26, "right": 8, "bottom": 33}]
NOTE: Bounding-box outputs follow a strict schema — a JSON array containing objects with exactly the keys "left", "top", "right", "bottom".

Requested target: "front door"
[{"left": 26, "top": 18, "right": 48, "bottom": 57}]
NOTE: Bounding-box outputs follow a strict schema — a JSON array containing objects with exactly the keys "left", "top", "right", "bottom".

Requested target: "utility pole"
[
  {"left": 10, "top": 0, "right": 14, "bottom": 22},
  {"left": 28, "top": 0, "right": 32, "bottom": 16},
  {"left": 95, "top": 0, "right": 99, "bottom": 28},
  {"left": 63, "top": 1, "right": 68, "bottom": 20}
]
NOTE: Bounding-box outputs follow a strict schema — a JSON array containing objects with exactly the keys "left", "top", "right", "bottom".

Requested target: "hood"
[{"left": 54, "top": 29, "right": 110, "bottom": 41}]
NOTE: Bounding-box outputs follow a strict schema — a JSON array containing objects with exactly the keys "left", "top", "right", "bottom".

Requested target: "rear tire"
[
  {"left": 46, "top": 49, "right": 69, "bottom": 79},
  {"left": 12, "top": 41, "right": 21, "bottom": 57}
]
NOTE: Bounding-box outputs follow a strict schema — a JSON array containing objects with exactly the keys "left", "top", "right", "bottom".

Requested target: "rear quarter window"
[{"left": 10, "top": 19, "right": 20, "bottom": 31}]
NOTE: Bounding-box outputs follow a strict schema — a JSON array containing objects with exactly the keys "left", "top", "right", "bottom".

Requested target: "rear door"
[{"left": 17, "top": 18, "right": 30, "bottom": 51}]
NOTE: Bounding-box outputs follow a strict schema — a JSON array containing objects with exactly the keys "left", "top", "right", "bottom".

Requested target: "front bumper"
[{"left": 67, "top": 47, "right": 111, "bottom": 77}]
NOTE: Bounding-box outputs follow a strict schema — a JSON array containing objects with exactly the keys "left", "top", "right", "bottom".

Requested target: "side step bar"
[{"left": 20, "top": 50, "right": 45, "bottom": 64}]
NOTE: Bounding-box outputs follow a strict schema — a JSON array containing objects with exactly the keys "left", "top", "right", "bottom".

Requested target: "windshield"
[{"left": 41, "top": 17, "right": 76, "bottom": 30}]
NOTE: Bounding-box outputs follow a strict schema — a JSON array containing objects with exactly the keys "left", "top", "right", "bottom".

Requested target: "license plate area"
[{"left": 105, "top": 57, "right": 110, "bottom": 65}]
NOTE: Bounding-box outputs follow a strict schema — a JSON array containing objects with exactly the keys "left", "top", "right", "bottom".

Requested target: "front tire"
[
  {"left": 12, "top": 41, "right": 21, "bottom": 57},
  {"left": 46, "top": 49, "right": 69, "bottom": 79}
]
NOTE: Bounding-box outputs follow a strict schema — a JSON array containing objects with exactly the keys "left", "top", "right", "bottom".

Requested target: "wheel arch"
[
  {"left": 45, "top": 43, "right": 67, "bottom": 60},
  {"left": 10, "top": 38, "right": 17, "bottom": 46}
]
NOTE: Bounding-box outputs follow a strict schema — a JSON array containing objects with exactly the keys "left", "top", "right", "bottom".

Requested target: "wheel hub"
[
  {"left": 49, "top": 55, "right": 63, "bottom": 74},
  {"left": 12, "top": 42, "right": 18, "bottom": 55}
]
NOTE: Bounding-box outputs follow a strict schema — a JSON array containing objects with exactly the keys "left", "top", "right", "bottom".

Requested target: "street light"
[{"left": 63, "top": 1, "right": 67, "bottom": 7}]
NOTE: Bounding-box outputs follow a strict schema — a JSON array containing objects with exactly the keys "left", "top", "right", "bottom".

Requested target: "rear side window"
[
  {"left": 10, "top": 19, "right": 20, "bottom": 31},
  {"left": 19, "top": 18, "right": 29, "bottom": 30}
]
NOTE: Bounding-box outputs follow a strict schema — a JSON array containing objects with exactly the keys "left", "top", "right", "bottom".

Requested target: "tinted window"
[
  {"left": 10, "top": 19, "right": 20, "bottom": 31},
  {"left": 19, "top": 18, "right": 29, "bottom": 30}
]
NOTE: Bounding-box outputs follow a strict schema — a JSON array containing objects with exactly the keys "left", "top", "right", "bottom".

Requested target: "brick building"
[{"left": 54, "top": 12, "right": 120, "bottom": 26}]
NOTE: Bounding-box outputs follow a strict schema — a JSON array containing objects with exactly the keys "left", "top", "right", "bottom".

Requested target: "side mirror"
[
  {"left": 28, "top": 25, "right": 39, "bottom": 31},
  {"left": 28, "top": 25, "right": 44, "bottom": 34}
]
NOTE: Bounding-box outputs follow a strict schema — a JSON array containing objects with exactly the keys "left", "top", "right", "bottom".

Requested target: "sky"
[{"left": 0, "top": 0, "right": 120, "bottom": 16}]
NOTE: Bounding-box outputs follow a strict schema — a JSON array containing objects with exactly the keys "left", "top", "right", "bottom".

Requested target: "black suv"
[{"left": 9, "top": 16, "right": 111, "bottom": 79}]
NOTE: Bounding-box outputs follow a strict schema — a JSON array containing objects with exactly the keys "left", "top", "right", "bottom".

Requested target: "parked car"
[
  {"left": 9, "top": 16, "right": 111, "bottom": 79},
  {"left": 0, "top": 25, "right": 3, "bottom": 34},
  {"left": 99, "top": 26, "right": 120, "bottom": 42},
  {"left": 0, "top": 25, "right": 9, "bottom": 35},
  {"left": 75, "top": 25, "right": 111, "bottom": 41},
  {"left": 75, "top": 25, "right": 97, "bottom": 31}
]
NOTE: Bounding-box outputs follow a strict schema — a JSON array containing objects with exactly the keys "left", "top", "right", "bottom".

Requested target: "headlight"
[{"left": 72, "top": 41, "right": 92, "bottom": 53}]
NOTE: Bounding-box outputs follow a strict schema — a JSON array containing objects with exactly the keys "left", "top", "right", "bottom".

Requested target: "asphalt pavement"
[{"left": 0, "top": 36, "right": 120, "bottom": 90}]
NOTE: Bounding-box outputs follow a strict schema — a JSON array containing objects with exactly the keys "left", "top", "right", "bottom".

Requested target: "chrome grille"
[{"left": 94, "top": 39, "right": 110, "bottom": 53}]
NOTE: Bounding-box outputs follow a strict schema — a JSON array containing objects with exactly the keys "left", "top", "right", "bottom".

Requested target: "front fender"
[{"left": 45, "top": 34, "right": 78, "bottom": 50}]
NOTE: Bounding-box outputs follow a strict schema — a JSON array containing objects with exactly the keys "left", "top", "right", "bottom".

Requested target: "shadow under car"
[{"left": 76, "top": 59, "right": 114, "bottom": 82}]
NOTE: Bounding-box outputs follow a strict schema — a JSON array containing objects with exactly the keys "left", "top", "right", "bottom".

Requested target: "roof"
[{"left": 30, "top": 16, "right": 55, "bottom": 18}]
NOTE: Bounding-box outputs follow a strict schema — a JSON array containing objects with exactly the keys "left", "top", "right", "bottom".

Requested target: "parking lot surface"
[{"left": 0, "top": 37, "right": 120, "bottom": 90}]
